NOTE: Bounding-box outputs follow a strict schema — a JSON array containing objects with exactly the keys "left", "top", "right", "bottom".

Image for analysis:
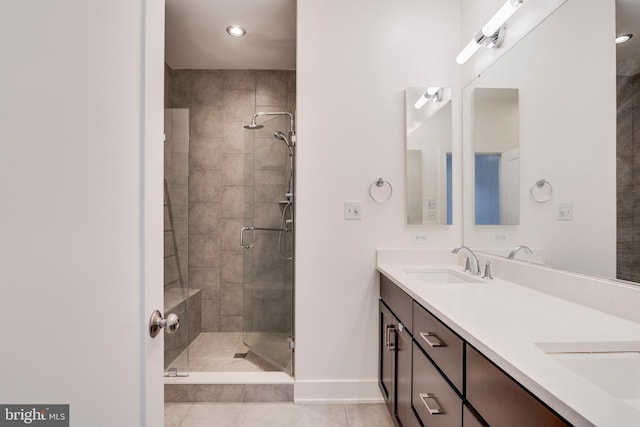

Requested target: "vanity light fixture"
[
  {"left": 414, "top": 87, "right": 443, "bottom": 110},
  {"left": 482, "top": 0, "right": 523, "bottom": 37},
  {"left": 456, "top": 26, "right": 506, "bottom": 65},
  {"left": 226, "top": 25, "right": 246, "bottom": 37},
  {"left": 616, "top": 33, "right": 633, "bottom": 44},
  {"left": 456, "top": 0, "right": 523, "bottom": 65}
]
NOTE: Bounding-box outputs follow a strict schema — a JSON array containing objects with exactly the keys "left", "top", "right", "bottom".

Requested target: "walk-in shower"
[
  {"left": 162, "top": 69, "right": 296, "bottom": 382},
  {"left": 241, "top": 111, "right": 296, "bottom": 374}
]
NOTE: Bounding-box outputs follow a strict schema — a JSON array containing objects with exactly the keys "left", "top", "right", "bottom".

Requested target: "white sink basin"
[
  {"left": 403, "top": 268, "right": 484, "bottom": 284},
  {"left": 536, "top": 341, "right": 640, "bottom": 410}
]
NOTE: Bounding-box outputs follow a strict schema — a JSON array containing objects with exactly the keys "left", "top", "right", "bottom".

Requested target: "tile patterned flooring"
[
  {"left": 165, "top": 402, "right": 395, "bottom": 427},
  {"left": 165, "top": 333, "right": 394, "bottom": 425}
]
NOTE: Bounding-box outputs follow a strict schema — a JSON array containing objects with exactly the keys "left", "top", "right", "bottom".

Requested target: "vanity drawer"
[
  {"left": 380, "top": 273, "right": 413, "bottom": 332},
  {"left": 466, "top": 345, "right": 570, "bottom": 427},
  {"left": 412, "top": 342, "right": 462, "bottom": 427},
  {"left": 413, "top": 301, "right": 464, "bottom": 393}
]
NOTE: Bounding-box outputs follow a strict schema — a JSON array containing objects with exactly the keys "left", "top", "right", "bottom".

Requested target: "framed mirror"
[
  {"left": 405, "top": 87, "right": 453, "bottom": 225},
  {"left": 462, "top": 0, "right": 618, "bottom": 278}
]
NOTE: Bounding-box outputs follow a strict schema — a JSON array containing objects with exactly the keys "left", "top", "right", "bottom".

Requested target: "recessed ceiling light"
[
  {"left": 616, "top": 33, "right": 633, "bottom": 44},
  {"left": 226, "top": 25, "right": 246, "bottom": 37}
]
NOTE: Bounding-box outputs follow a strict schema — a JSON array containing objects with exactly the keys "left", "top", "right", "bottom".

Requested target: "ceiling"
[
  {"left": 165, "top": 0, "right": 638, "bottom": 75},
  {"left": 165, "top": 0, "right": 296, "bottom": 70}
]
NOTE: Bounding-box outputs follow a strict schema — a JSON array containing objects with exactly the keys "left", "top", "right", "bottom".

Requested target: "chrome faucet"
[
  {"left": 508, "top": 245, "right": 533, "bottom": 259},
  {"left": 452, "top": 245, "right": 481, "bottom": 276}
]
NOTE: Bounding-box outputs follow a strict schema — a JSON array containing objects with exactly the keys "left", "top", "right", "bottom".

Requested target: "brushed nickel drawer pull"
[
  {"left": 419, "top": 393, "right": 444, "bottom": 415},
  {"left": 420, "top": 332, "right": 445, "bottom": 347},
  {"left": 386, "top": 325, "right": 396, "bottom": 351}
]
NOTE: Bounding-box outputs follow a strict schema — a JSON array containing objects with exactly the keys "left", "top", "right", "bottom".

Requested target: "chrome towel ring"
[
  {"left": 530, "top": 179, "right": 553, "bottom": 204},
  {"left": 369, "top": 178, "right": 393, "bottom": 203}
]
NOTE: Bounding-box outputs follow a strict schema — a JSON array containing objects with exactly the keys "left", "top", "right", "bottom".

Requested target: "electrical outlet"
[
  {"left": 427, "top": 198, "right": 437, "bottom": 209},
  {"left": 412, "top": 232, "right": 427, "bottom": 245},
  {"left": 557, "top": 202, "right": 573, "bottom": 221},
  {"left": 426, "top": 210, "right": 437, "bottom": 221},
  {"left": 344, "top": 201, "right": 362, "bottom": 220}
]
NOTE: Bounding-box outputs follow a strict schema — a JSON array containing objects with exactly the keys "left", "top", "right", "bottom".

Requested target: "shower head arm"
[{"left": 250, "top": 112, "right": 295, "bottom": 135}]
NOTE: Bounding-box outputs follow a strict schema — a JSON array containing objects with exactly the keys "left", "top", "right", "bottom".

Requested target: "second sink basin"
[
  {"left": 536, "top": 341, "right": 640, "bottom": 411},
  {"left": 403, "top": 268, "right": 484, "bottom": 284}
]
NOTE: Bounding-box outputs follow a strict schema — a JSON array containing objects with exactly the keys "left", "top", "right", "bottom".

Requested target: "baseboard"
[{"left": 294, "top": 379, "right": 384, "bottom": 403}]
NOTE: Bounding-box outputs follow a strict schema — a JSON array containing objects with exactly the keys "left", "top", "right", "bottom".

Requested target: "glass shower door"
[{"left": 242, "top": 122, "right": 294, "bottom": 375}]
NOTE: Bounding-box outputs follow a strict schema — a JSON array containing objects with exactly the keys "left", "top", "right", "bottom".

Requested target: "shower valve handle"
[{"left": 149, "top": 310, "right": 180, "bottom": 338}]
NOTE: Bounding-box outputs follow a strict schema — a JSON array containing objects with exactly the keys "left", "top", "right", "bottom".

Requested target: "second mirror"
[{"left": 405, "top": 87, "right": 453, "bottom": 225}]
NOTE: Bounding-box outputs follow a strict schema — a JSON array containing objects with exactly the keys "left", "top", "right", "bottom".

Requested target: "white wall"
[
  {"left": 295, "top": 0, "right": 461, "bottom": 401},
  {"left": 462, "top": 0, "right": 617, "bottom": 277}
]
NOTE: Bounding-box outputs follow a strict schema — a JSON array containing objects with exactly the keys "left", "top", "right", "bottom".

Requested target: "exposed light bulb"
[{"left": 482, "top": 0, "right": 523, "bottom": 37}]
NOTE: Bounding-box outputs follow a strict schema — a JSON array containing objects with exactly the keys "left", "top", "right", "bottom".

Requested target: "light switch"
[
  {"left": 344, "top": 201, "right": 362, "bottom": 220},
  {"left": 557, "top": 202, "right": 573, "bottom": 221}
]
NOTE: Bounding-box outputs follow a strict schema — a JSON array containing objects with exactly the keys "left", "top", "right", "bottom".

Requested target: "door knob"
[{"left": 149, "top": 310, "right": 179, "bottom": 338}]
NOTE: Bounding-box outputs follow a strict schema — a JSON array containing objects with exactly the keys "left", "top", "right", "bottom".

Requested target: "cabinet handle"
[
  {"left": 385, "top": 324, "right": 396, "bottom": 351},
  {"left": 420, "top": 332, "right": 445, "bottom": 348},
  {"left": 419, "top": 393, "right": 444, "bottom": 415}
]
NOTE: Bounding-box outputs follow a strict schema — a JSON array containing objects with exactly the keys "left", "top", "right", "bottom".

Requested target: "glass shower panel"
[
  {"left": 163, "top": 108, "right": 190, "bottom": 376},
  {"left": 243, "top": 114, "right": 294, "bottom": 375}
]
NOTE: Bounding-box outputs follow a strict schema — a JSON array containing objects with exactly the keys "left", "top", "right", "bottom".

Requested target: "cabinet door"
[
  {"left": 463, "top": 404, "right": 485, "bottom": 427},
  {"left": 396, "top": 323, "right": 412, "bottom": 427},
  {"left": 379, "top": 301, "right": 397, "bottom": 415}
]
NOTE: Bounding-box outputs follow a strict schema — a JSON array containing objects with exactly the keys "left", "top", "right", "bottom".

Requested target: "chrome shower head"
[{"left": 244, "top": 122, "right": 264, "bottom": 130}]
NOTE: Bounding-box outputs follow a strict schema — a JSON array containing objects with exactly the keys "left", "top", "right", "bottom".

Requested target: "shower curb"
[{"left": 164, "top": 383, "right": 293, "bottom": 402}]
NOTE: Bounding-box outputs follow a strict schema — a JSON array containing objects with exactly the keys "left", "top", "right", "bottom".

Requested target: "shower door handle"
[
  {"left": 240, "top": 227, "right": 254, "bottom": 249},
  {"left": 149, "top": 310, "right": 180, "bottom": 338},
  {"left": 240, "top": 226, "right": 287, "bottom": 249}
]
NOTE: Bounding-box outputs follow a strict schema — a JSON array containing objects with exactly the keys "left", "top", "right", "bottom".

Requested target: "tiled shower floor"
[{"left": 167, "top": 332, "right": 281, "bottom": 373}]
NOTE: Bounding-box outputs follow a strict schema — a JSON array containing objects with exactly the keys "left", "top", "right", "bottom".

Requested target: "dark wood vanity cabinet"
[
  {"left": 379, "top": 275, "right": 413, "bottom": 427},
  {"left": 463, "top": 405, "right": 485, "bottom": 427},
  {"left": 466, "top": 346, "right": 569, "bottom": 427},
  {"left": 379, "top": 273, "right": 572, "bottom": 427}
]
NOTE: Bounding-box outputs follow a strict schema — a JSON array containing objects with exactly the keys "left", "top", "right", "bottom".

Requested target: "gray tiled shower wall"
[
  {"left": 165, "top": 65, "right": 296, "bottom": 333},
  {"left": 617, "top": 74, "right": 640, "bottom": 282}
]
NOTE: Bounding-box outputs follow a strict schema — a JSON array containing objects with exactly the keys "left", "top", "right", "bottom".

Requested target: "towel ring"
[
  {"left": 530, "top": 179, "right": 553, "bottom": 204},
  {"left": 369, "top": 178, "right": 393, "bottom": 203}
]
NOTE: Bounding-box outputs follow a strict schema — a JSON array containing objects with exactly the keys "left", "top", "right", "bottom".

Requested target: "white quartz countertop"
[{"left": 377, "top": 262, "right": 640, "bottom": 427}]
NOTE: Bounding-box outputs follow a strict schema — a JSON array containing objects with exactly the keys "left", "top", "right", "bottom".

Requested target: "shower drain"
[{"left": 233, "top": 352, "right": 248, "bottom": 359}]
